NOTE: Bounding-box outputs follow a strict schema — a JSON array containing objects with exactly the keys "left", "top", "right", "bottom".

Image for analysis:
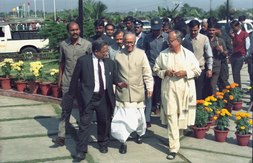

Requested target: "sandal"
[{"left": 166, "top": 152, "right": 177, "bottom": 160}]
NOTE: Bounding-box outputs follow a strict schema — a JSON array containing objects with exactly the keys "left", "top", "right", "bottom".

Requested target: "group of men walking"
[{"left": 51, "top": 15, "right": 252, "bottom": 161}]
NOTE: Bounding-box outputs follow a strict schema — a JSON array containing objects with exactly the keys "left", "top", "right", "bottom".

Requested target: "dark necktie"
[{"left": 98, "top": 59, "right": 104, "bottom": 96}]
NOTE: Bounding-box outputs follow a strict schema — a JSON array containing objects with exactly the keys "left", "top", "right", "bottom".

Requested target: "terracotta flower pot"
[
  {"left": 214, "top": 128, "right": 229, "bottom": 142},
  {"left": 51, "top": 84, "right": 60, "bottom": 98},
  {"left": 27, "top": 81, "right": 40, "bottom": 94},
  {"left": 15, "top": 81, "right": 27, "bottom": 92},
  {"left": 235, "top": 132, "right": 252, "bottom": 146},
  {"left": 232, "top": 101, "right": 243, "bottom": 111},
  {"left": 40, "top": 82, "right": 51, "bottom": 96},
  {"left": 192, "top": 126, "right": 208, "bottom": 139},
  {"left": 0, "top": 77, "right": 11, "bottom": 90}
]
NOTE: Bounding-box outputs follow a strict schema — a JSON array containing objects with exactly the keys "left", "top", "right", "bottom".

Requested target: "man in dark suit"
[{"left": 68, "top": 40, "right": 126, "bottom": 161}]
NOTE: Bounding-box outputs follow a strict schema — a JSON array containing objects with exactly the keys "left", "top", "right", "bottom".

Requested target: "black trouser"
[
  {"left": 195, "top": 70, "right": 205, "bottom": 100},
  {"left": 231, "top": 54, "right": 244, "bottom": 87},
  {"left": 152, "top": 76, "right": 161, "bottom": 110},
  {"left": 217, "top": 59, "right": 230, "bottom": 91},
  {"left": 248, "top": 59, "right": 253, "bottom": 101},
  {"left": 77, "top": 91, "right": 111, "bottom": 153},
  {"left": 58, "top": 90, "right": 82, "bottom": 138}
]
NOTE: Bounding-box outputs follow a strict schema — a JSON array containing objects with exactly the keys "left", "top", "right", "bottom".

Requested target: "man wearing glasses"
[
  {"left": 153, "top": 30, "right": 201, "bottom": 160},
  {"left": 111, "top": 33, "right": 154, "bottom": 154},
  {"left": 134, "top": 19, "right": 146, "bottom": 49}
]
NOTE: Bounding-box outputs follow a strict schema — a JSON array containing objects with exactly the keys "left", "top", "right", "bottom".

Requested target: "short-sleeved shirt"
[{"left": 59, "top": 37, "right": 92, "bottom": 92}]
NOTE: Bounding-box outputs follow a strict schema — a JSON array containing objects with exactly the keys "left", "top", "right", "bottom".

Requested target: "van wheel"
[{"left": 21, "top": 47, "right": 37, "bottom": 54}]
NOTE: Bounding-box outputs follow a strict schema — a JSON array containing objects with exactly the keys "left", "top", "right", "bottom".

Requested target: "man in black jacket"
[{"left": 68, "top": 40, "right": 126, "bottom": 161}]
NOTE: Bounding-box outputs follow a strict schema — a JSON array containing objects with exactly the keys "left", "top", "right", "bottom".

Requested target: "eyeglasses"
[
  {"left": 125, "top": 42, "right": 135, "bottom": 45},
  {"left": 167, "top": 39, "right": 177, "bottom": 44}
]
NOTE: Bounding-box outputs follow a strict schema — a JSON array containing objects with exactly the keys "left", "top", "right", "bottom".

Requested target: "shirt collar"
[
  {"left": 66, "top": 37, "right": 82, "bottom": 45},
  {"left": 236, "top": 29, "right": 242, "bottom": 35}
]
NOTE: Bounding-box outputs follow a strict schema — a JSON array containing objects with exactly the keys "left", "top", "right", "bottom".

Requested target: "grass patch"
[
  {"left": 0, "top": 103, "right": 50, "bottom": 108},
  {"left": 1, "top": 156, "right": 73, "bottom": 163},
  {"left": 52, "top": 103, "right": 61, "bottom": 117},
  {"left": 0, "top": 133, "right": 57, "bottom": 140}
]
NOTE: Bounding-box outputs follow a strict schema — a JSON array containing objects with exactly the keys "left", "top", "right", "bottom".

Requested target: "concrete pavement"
[{"left": 0, "top": 64, "right": 252, "bottom": 163}]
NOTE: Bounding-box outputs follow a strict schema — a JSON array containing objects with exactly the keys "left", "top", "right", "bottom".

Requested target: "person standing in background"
[
  {"left": 182, "top": 20, "right": 213, "bottom": 100},
  {"left": 134, "top": 19, "right": 146, "bottom": 50},
  {"left": 105, "top": 23, "right": 115, "bottom": 39},
  {"left": 143, "top": 17, "right": 168, "bottom": 123},
  {"left": 109, "top": 29, "right": 125, "bottom": 60},
  {"left": 230, "top": 20, "right": 250, "bottom": 87}
]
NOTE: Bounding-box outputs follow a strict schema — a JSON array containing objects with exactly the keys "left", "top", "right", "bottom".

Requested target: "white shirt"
[{"left": 92, "top": 54, "right": 106, "bottom": 92}]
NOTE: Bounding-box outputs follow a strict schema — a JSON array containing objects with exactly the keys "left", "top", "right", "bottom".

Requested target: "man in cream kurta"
[
  {"left": 111, "top": 33, "right": 154, "bottom": 154},
  {"left": 153, "top": 30, "right": 201, "bottom": 160}
]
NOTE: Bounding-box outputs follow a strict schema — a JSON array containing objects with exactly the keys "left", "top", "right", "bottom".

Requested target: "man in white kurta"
[
  {"left": 111, "top": 33, "right": 154, "bottom": 154},
  {"left": 153, "top": 30, "right": 201, "bottom": 160}
]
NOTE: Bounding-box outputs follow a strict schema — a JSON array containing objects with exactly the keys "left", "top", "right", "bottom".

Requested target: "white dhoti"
[{"left": 111, "top": 102, "right": 146, "bottom": 143}]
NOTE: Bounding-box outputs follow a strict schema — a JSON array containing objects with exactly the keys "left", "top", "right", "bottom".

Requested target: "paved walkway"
[{"left": 0, "top": 64, "right": 252, "bottom": 163}]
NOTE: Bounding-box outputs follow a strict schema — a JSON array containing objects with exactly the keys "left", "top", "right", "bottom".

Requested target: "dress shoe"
[
  {"left": 76, "top": 152, "right": 86, "bottom": 161},
  {"left": 99, "top": 146, "right": 108, "bottom": 153},
  {"left": 155, "top": 108, "right": 160, "bottom": 116},
  {"left": 146, "top": 122, "right": 151, "bottom": 128},
  {"left": 136, "top": 135, "right": 143, "bottom": 144},
  {"left": 119, "top": 143, "right": 127, "bottom": 154},
  {"left": 166, "top": 152, "right": 177, "bottom": 160},
  {"left": 52, "top": 136, "right": 65, "bottom": 146}
]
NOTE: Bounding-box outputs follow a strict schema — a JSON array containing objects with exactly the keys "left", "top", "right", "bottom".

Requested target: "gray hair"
[
  {"left": 123, "top": 32, "right": 136, "bottom": 42},
  {"left": 169, "top": 30, "right": 183, "bottom": 44}
]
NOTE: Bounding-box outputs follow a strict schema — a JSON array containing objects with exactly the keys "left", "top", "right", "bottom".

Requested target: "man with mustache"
[{"left": 52, "top": 21, "right": 92, "bottom": 146}]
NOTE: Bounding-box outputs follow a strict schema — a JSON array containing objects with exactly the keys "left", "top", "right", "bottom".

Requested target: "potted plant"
[
  {"left": 0, "top": 58, "right": 14, "bottom": 90},
  {"left": 222, "top": 88, "right": 233, "bottom": 112},
  {"left": 28, "top": 61, "right": 44, "bottom": 94},
  {"left": 213, "top": 108, "right": 232, "bottom": 142},
  {"left": 49, "top": 68, "right": 60, "bottom": 98},
  {"left": 204, "top": 95, "right": 221, "bottom": 127},
  {"left": 11, "top": 60, "right": 27, "bottom": 92},
  {"left": 234, "top": 112, "right": 252, "bottom": 146},
  {"left": 225, "top": 83, "right": 243, "bottom": 110},
  {"left": 193, "top": 100, "right": 209, "bottom": 139}
]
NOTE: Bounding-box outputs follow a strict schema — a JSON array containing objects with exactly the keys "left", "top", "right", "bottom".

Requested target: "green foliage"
[
  {"left": 195, "top": 102, "right": 209, "bottom": 128},
  {"left": 39, "top": 20, "right": 68, "bottom": 51},
  {"left": 83, "top": 17, "right": 95, "bottom": 39},
  {"left": 214, "top": 109, "right": 232, "bottom": 131},
  {"left": 235, "top": 112, "right": 252, "bottom": 135}
]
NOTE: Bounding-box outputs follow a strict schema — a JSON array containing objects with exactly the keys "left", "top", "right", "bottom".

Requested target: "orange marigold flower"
[
  {"left": 226, "top": 86, "right": 230, "bottom": 89},
  {"left": 213, "top": 116, "right": 218, "bottom": 120},
  {"left": 229, "top": 95, "right": 234, "bottom": 100},
  {"left": 196, "top": 100, "right": 205, "bottom": 104},
  {"left": 223, "top": 100, "right": 228, "bottom": 103}
]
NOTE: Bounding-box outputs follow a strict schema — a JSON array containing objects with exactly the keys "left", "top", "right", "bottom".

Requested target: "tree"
[
  {"left": 39, "top": 20, "right": 67, "bottom": 51},
  {"left": 83, "top": 0, "right": 108, "bottom": 38}
]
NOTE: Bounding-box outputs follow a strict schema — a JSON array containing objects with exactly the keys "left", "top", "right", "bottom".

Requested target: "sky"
[{"left": 0, "top": 0, "right": 252, "bottom": 13}]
